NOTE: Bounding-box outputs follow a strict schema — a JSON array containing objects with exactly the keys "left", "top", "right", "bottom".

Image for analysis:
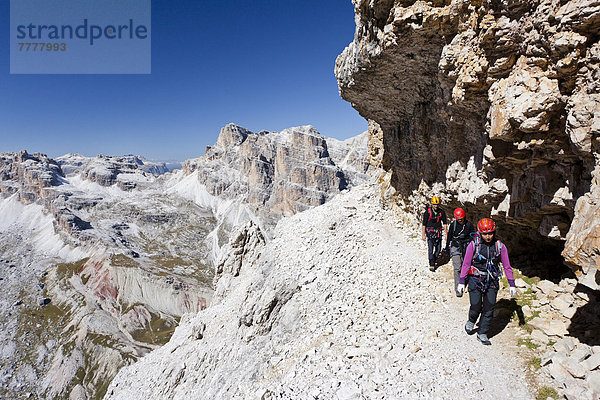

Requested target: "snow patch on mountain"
[{"left": 0, "top": 194, "right": 87, "bottom": 262}]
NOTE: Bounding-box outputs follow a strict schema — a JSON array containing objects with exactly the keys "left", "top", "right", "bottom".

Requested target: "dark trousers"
[
  {"left": 467, "top": 278, "right": 499, "bottom": 335},
  {"left": 427, "top": 237, "right": 441, "bottom": 267}
]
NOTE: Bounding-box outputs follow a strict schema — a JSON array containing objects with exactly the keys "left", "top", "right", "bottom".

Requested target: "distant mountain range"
[{"left": 0, "top": 124, "right": 369, "bottom": 400}]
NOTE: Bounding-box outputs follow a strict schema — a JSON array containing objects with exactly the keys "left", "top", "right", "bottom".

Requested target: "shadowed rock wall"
[{"left": 336, "top": 0, "right": 600, "bottom": 285}]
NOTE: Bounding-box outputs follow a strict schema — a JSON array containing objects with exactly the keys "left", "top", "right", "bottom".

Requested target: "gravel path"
[{"left": 105, "top": 184, "right": 533, "bottom": 399}]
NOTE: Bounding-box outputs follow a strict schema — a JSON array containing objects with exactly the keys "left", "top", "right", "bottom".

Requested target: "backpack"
[
  {"left": 426, "top": 206, "right": 442, "bottom": 225},
  {"left": 425, "top": 207, "right": 443, "bottom": 239},
  {"left": 469, "top": 232, "right": 504, "bottom": 290},
  {"left": 472, "top": 232, "right": 503, "bottom": 260}
]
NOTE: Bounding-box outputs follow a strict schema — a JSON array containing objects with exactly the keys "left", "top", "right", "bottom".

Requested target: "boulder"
[
  {"left": 515, "top": 278, "right": 528, "bottom": 288},
  {"left": 529, "top": 317, "right": 569, "bottom": 337},
  {"left": 561, "top": 357, "right": 588, "bottom": 379},
  {"left": 531, "top": 329, "right": 549, "bottom": 345},
  {"left": 561, "top": 307, "right": 577, "bottom": 319},
  {"left": 584, "top": 353, "right": 600, "bottom": 371},
  {"left": 571, "top": 345, "right": 593, "bottom": 363},
  {"left": 38, "top": 298, "right": 51, "bottom": 306},
  {"left": 551, "top": 294, "right": 575, "bottom": 312},
  {"left": 548, "top": 360, "right": 574, "bottom": 383},
  {"left": 564, "top": 386, "right": 597, "bottom": 400},
  {"left": 587, "top": 371, "right": 600, "bottom": 392},
  {"left": 537, "top": 280, "right": 557, "bottom": 296}
]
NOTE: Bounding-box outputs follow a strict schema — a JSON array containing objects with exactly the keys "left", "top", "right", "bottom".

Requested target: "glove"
[
  {"left": 456, "top": 284, "right": 465, "bottom": 296},
  {"left": 509, "top": 287, "right": 517, "bottom": 298}
]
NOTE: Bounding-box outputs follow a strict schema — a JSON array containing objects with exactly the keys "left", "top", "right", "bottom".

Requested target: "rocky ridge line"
[{"left": 104, "top": 184, "right": 532, "bottom": 400}]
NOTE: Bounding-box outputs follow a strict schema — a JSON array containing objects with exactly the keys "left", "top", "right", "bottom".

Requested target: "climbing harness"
[
  {"left": 469, "top": 232, "right": 504, "bottom": 292},
  {"left": 425, "top": 206, "right": 443, "bottom": 240}
]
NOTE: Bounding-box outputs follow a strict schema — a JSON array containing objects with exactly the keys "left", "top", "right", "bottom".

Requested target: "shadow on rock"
[
  {"left": 487, "top": 299, "right": 525, "bottom": 339},
  {"left": 567, "top": 284, "right": 600, "bottom": 346}
]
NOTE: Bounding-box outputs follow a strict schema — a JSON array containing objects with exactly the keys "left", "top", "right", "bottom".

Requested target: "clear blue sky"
[{"left": 0, "top": 0, "right": 367, "bottom": 161}]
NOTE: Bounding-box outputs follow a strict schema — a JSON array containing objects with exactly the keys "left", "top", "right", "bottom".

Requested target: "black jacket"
[
  {"left": 422, "top": 206, "right": 446, "bottom": 230},
  {"left": 446, "top": 220, "right": 475, "bottom": 248}
]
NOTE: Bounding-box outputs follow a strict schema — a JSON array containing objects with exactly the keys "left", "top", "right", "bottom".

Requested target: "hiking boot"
[
  {"left": 465, "top": 321, "right": 476, "bottom": 335},
  {"left": 477, "top": 333, "right": 491, "bottom": 345}
]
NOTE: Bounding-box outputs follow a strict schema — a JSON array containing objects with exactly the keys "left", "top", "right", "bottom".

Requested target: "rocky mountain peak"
[
  {"left": 183, "top": 124, "right": 369, "bottom": 224},
  {"left": 215, "top": 123, "right": 253, "bottom": 148}
]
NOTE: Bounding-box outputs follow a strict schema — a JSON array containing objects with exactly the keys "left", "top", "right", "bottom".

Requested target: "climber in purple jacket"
[{"left": 456, "top": 218, "right": 517, "bottom": 345}]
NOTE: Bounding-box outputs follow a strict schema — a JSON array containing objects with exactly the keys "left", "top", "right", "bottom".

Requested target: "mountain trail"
[{"left": 105, "top": 183, "right": 534, "bottom": 399}]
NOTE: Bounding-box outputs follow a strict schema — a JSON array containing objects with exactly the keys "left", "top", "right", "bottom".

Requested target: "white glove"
[
  {"left": 457, "top": 284, "right": 465, "bottom": 296},
  {"left": 509, "top": 287, "right": 517, "bottom": 298}
]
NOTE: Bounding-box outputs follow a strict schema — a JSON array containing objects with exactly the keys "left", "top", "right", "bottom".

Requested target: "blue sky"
[{"left": 0, "top": 0, "right": 367, "bottom": 161}]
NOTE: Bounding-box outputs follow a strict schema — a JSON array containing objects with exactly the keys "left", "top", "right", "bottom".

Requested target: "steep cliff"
[
  {"left": 182, "top": 124, "right": 370, "bottom": 225},
  {"left": 335, "top": 0, "right": 600, "bottom": 287}
]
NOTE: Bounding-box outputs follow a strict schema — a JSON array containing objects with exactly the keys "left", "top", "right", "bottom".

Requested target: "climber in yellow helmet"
[{"left": 421, "top": 196, "right": 447, "bottom": 271}]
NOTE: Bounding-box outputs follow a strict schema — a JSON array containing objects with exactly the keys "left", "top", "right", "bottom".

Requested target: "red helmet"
[
  {"left": 454, "top": 208, "right": 465, "bottom": 219},
  {"left": 478, "top": 218, "right": 496, "bottom": 233}
]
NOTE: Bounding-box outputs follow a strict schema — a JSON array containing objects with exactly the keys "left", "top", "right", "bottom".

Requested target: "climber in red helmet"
[
  {"left": 456, "top": 218, "right": 517, "bottom": 345},
  {"left": 445, "top": 208, "right": 475, "bottom": 297}
]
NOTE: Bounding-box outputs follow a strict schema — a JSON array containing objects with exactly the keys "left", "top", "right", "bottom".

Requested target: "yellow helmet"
[{"left": 431, "top": 196, "right": 440, "bottom": 205}]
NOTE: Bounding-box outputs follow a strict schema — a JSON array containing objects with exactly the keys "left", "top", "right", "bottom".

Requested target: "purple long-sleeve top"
[{"left": 459, "top": 241, "right": 515, "bottom": 287}]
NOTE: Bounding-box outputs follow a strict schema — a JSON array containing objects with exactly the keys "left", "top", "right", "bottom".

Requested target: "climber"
[
  {"left": 421, "top": 196, "right": 447, "bottom": 272},
  {"left": 445, "top": 208, "right": 475, "bottom": 297},
  {"left": 456, "top": 218, "right": 517, "bottom": 345}
]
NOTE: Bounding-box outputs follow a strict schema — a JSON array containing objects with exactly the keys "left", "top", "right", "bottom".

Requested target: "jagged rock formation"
[
  {"left": 0, "top": 151, "right": 94, "bottom": 238},
  {"left": 104, "top": 184, "right": 534, "bottom": 400},
  {"left": 0, "top": 150, "right": 64, "bottom": 200},
  {"left": 182, "top": 124, "right": 370, "bottom": 224},
  {"left": 56, "top": 154, "right": 168, "bottom": 190},
  {"left": 214, "top": 221, "right": 265, "bottom": 281},
  {"left": 335, "top": 0, "right": 600, "bottom": 287}
]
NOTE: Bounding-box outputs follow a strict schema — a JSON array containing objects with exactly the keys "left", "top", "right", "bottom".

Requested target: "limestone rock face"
[
  {"left": 214, "top": 221, "right": 265, "bottom": 282},
  {"left": 0, "top": 150, "right": 64, "bottom": 203},
  {"left": 183, "top": 124, "right": 370, "bottom": 224},
  {"left": 57, "top": 154, "right": 165, "bottom": 190},
  {"left": 336, "top": 0, "right": 600, "bottom": 286}
]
